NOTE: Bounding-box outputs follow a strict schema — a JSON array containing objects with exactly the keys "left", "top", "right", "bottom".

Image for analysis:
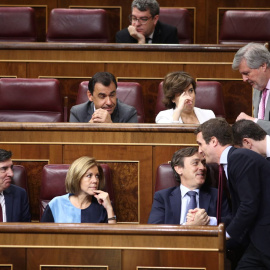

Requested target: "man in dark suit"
[
  {"left": 233, "top": 43, "right": 270, "bottom": 134},
  {"left": 148, "top": 147, "right": 230, "bottom": 225},
  {"left": 116, "top": 0, "right": 178, "bottom": 44},
  {"left": 0, "top": 149, "right": 31, "bottom": 222},
  {"left": 232, "top": 119, "right": 270, "bottom": 159},
  {"left": 195, "top": 118, "right": 270, "bottom": 269},
  {"left": 69, "top": 72, "right": 138, "bottom": 123}
]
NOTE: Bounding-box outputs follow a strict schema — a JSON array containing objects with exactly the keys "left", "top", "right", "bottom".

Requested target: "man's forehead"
[
  {"left": 196, "top": 132, "right": 203, "bottom": 140},
  {"left": 184, "top": 153, "right": 200, "bottom": 162},
  {"left": 0, "top": 159, "right": 13, "bottom": 166},
  {"left": 94, "top": 82, "right": 116, "bottom": 94},
  {"left": 132, "top": 7, "right": 151, "bottom": 16}
]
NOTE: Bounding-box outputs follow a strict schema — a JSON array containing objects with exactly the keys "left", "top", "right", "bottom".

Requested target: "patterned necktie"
[
  {"left": 259, "top": 88, "right": 268, "bottom": 120},
  {"left": 186, "top": 191, "right": 197, "bottom": 221}
]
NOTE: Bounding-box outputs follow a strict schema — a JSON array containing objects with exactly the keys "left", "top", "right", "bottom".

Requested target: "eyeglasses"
[{"left": 129, "top": 15, "right": 153, "bottom": 25}]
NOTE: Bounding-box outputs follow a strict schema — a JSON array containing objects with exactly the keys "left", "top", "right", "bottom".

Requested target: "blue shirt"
[{"left": 41, "top": 193, "right": 108, "bottom": 223}]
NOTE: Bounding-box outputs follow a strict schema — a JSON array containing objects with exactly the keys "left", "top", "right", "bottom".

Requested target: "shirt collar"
[
  {"left": 147, "top": 31, "right": 154, "bottom": 40},
  {"left": 180, "top": 184, "right": 199, "bottom": 198},
  {"left": 266, "top": 135, "right": 270, "bottom": 158},
  {"left": 266, "top": 79, "right": 270, "bottom": 91},
  {"left": 220, "top": 146, "right": 232, "bottom": 165}
]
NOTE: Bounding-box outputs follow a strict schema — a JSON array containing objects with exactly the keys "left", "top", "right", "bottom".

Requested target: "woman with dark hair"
[
  {"left": 156, "top": 71, "right": 215, "bottom": 124},
  {"left": 41, "top": 156, "right": 116, "bottom": 224}
]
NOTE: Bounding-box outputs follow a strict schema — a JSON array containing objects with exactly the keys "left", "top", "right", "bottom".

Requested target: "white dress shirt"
[
  {"left": 219, "top": 145, "right": 233, "bottom": 238},
  {"left": 155, "top": 107, "right": 215, "bottom": 124},
  {"left": 266, "top": 135, "right": 270, "bottom": 158},
  {"left": 179, "top": 184, "right": 216, "bottom": 225},
  {"left": 0, "top": 192, "right": 6, "bottom": 222}
]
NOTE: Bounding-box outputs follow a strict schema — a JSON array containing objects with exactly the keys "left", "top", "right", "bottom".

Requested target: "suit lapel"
[
  {"left": 87, "top": 102, "right": 95, "bottom": 122},
  {"left": 3, "top": 188, "right": 13, "bottom": 222},
  {"left": 253, "top": 89, "right": 261, "bottom": 118},
  {"left": 199, "top": 190, "right": 211, "bottom": 213},
  {"left": 111, "top": 100, "right": 119, "bottom": 122},
  {"left": 152, "top": 21, "right": 161, "bottom": 43},
  {"left": 169, "top": 187, "right": 181, "bottom": 224}
]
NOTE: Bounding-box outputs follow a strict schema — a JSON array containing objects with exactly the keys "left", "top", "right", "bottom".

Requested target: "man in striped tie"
[
  {"left": 233, "top": 43, "right": 270, "bottom": 135},
  {"left": 148, "top": 147, "right": 230, "bottom": 225}
]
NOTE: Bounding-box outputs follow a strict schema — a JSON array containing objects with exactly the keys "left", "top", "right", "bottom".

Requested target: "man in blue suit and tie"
[
  {"left": 195, "top": 117, "right": 270, "bottom": 269},
  {"left": 148, "top": 147, "right": 230, "bottom": 225},
  {"left": 0, "top": 149, "right": 31, "bottom": 222}
]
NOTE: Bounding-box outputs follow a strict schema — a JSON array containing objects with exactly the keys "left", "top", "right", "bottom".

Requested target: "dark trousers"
[{"left": 236, "top": 242, "right": 270, "bottom": 270}]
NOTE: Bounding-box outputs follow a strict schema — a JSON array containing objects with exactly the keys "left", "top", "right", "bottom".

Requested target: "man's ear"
[
  {"left": 261, "top": 62, "right": 267, "bottom": 72},
  {"left": 210, "top": 136, "right": 218, "bottom": 147},
  {"left": 153, "top": 15, "right": 159, "bottom": 26},
  {"left": 174, "top": 165, "right": 183, "bottom": 176},
  {"left": 87, "top": 90, "right": 93, "bottom": 102},
  {"left": 242, "top": 138, "right": 252, "bottom": 149}
]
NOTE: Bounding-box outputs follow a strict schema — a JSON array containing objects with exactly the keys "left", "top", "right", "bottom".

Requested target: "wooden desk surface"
[{"left": 0, "top": 223, "right": 225, "bottom": 270}]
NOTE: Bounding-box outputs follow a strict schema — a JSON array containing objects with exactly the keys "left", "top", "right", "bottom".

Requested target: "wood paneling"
[
  {"left": 0, "top": 43, "right": 250, "bottom": 123},
  {"left": 0, "top": 123, "right": 196, "bottom": 223},
  {"left": 0, "top": 223, "right": 226, "bottom": 270},
  {"left": 1, "top": 0, "right": 270, "bottom": 43}
]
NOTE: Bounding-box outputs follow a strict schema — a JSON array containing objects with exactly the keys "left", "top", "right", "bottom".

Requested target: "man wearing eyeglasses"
[
  {"left": 116, "top": 0, "right": 179, "bottom": 44},
  {"left": 0, "top": 149, "right": 31, "bottom": 222}
]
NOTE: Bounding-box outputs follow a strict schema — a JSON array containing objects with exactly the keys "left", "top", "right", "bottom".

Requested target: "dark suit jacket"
[
  {"left": 115, "top": 21, "right": 179, "bottom": 44},
  {"left": 148, "top": 185, "right": 230, "bottom": 224},
  {"left": 226, "top": 147, "right": 270, "bottom": 256},
  {"left": 69, "top": 99, "right": 138, "bottom": 123},
  {"left": 4, "top": 184, "right": 31, "bottom": 222}
]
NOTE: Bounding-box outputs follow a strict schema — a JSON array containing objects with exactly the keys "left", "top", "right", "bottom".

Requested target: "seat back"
[
  {"left": 12, "top": 165, "right": 28, "bottom": 192},
  {"left": 46, "top": 8, "right": 109, "bottom": 43},
  {"left": 77, "top": 81, "right": 145, "bottom": 123},
  {"left": 0, "top": 7, "right": 37, "bottom": 42},
  {"left": 155, "top": 163, "right": 179, "bottom": 192},
  {"left": 0, "top": 78, "right": 65, "bottom": 122},
  {"left": 155, "top": 81, "right": 226, "bottom": 118},
  {"left": 155, "top": 163, "right": 219, "bottom": 193},
  {"left": 219, "top": 10, "right": 270, "bottom": 44},
  {"left": 39, "top": 164, "right": 114, "bottom": 220},
  {"left": 159, "top": 8, "right": 192, "bottom": 44}
]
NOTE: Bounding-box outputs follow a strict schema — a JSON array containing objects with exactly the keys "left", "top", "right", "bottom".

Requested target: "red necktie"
[
  {"left": 216, "top": 164, "right": 226, "bottom": 224},
  {"left": 0, "top": 203, "right": 3, "bottom": 222}
]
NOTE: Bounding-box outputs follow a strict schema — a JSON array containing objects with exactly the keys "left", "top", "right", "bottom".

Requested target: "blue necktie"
[{"left": 186, "top": 191, "right": 197, "bottom": 221}]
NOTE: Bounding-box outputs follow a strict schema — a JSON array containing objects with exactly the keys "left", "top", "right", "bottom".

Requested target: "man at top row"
[{"left": 116, "top": 0, "right": 179, "bottom": 44}]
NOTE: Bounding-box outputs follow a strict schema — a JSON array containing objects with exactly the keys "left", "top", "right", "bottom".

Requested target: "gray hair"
[
  {"left": 131, "top": 0, "right": 160, "bottom": 17},
  {"left": 232, "top": 42, "right": 270, "bottom": 70}
]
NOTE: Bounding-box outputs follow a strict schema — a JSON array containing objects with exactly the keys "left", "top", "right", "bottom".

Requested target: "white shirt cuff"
[{"left": 209, "top": 216, "right": 217, "bottom": 226}]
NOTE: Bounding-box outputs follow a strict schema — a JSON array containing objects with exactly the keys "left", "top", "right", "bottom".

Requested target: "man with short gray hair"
[
  {"left": 116, "top": 0, "right": 178, "bottom": 44},
  {"left": 233, "top": 42, "right": 270, "bottom": 134}
]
